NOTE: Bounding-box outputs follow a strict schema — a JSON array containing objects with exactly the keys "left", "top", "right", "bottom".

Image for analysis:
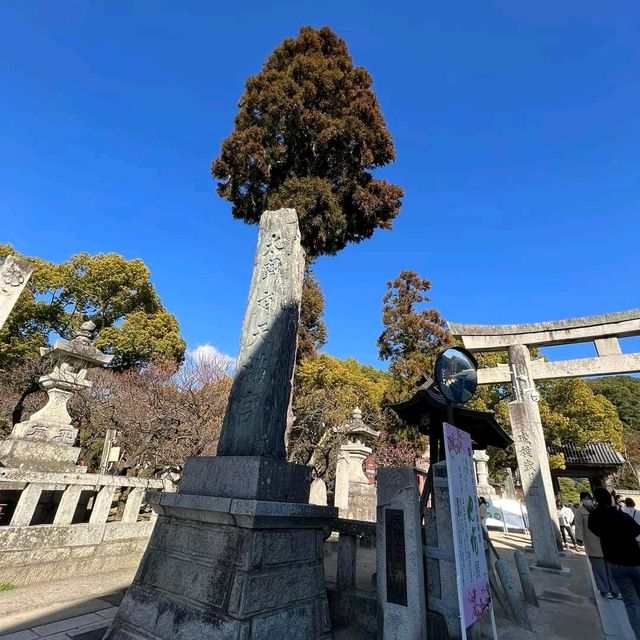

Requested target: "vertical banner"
[{"left": 443, "top": 422, "right": 492, "bottom": 630}]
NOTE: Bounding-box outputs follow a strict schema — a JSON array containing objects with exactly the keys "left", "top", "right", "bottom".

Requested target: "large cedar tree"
[
  {"left": 212, "top": 26, "right": 403, "bottom": 256},
  {"left": 378, "top": 270, "right": 452, "bottom": 397},
  {"left": 297, "top": 267, "right": 327, "bottom": 362}
]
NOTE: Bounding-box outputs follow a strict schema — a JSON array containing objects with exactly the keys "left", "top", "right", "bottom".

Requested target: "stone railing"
[
  {"left": 0, "top": 468, "right": 170, "bottom": 585},
  {"left": 325, "top": 518, "right": 378, "bottom": 638},
  {"left": 0, "top": 468, "right": 166, "bottom": 526}
]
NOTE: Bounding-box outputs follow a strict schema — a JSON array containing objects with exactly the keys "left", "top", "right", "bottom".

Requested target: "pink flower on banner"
[
  {"left": 446, "top": 430, "right": 465, "bottom": 455},
  {"left": 467, "top": 583, "right": 491, "bottom": 619}
]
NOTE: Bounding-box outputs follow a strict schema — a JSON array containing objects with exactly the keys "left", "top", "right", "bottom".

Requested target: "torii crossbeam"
[{"left": 450, "top": 309, "right": 640, "bottom": 385}]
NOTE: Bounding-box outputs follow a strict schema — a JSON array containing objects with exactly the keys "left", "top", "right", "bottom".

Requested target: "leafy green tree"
[
  {"left": 212, "top": 26, "right": 403, "bottom": 257},
  {"left": 289, "top": 354, "right": 391, "bottom": 477},
  {"left": 588, "top": 377, "right": 640, "bottom": 487},
  {"left": 377, "top": 270, "right": 452, "bottom": 399},
  {"left": 297, "top": 267, "right": 327, "bottom": 362},
  {"left": 0, "top": 246, "right": 185, "bottom": 369},
  {"left": 588, "top": 376, "right": 640, "bottom": 432},
  {"left": 471, "top": 355, "right": 625, "bottom": 478},
  {"left": 558, "top": 478, "right": 591, "bottom": 504},
  {"left": 540, "top": 378, "right": 623, "bottom": 451},
  {"left": 96, "top": 311, "right": 184, "bottom": 369}
]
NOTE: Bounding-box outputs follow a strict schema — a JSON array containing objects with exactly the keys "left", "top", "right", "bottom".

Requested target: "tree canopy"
[
  {"left": 0, "top": 246, "right": 185, "bottom": 369},
  {"left": 587, "top": 376, "right": 640, "bottom": 432},
  {"left": 297, "top": 266, "right": 327, "bottom": 361},
  {"left": 377, "top": 270, "right": 451, "bottom": 398},
  {"left": 540, "top": 378, "right": 623, "bottom": 451},
  {"left": 212, "top": 26, "right": 403, "bottom": 257},
  {"left": 289, "top": 353, "right": 391, "bottom": 477}
]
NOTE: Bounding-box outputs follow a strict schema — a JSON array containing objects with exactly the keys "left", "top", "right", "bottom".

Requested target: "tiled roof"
[{"left": 547, "top": 442, "right": 626, "bottom": 467}]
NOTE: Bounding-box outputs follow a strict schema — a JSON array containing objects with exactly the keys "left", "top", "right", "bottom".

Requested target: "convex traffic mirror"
[{"left": 434, "top": 347, "right": 478, "bottom": 404}]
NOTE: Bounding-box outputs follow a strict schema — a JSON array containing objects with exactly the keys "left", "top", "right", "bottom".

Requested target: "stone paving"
[
  {"left": 0, "top": 531, "right": 636, "bottom": 639},
  {"left": 0, "top": 571, "right": 133, "bottom": 640},
  {"left": 488, "top": 531, "right": 633, "bottom": 640}
]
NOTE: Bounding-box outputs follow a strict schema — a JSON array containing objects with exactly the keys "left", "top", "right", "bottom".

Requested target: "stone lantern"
[
  {"left": 333, "top": 407, "right": 380, "bottom": 521},
  {"left": 0, "top": 321, "right": 114, "bottom": 472}
]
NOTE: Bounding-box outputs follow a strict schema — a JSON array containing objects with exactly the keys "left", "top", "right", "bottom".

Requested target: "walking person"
[
  {"left": 575, "top": 491, "right": 621, "bottom": 599},
  {"left": 478, "top": 497, "right": 488, "bottom": 529},
  {"left": 589, "top": 487, "right": 640, "bottom": 639},
  {"left": 623, "top": 498, "right": 640, "bottom": 542},
  {"left": 558, "top": 500, "right": 578, "bottom": 549}
]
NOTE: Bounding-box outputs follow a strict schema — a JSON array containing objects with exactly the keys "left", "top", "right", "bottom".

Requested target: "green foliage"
[
  {"left": 558, "top": 478, "right": 591, "bottom": 504},
  {"left": 289, "top": 353, "right": 392, "bottom": 476},
  {"left": 96, "top": 311, "right": 185, "bottom": 369},
  {"left": 0, "top": 582, "right": 15, "bottom": 592},
  {"left": 297, "top": 266, "right": 327, "bottom": 362},
  {"left": 540, "top": 378, "right": 623, "bottom": 450},
  {"left": 588, "top": 376, "right": 640, "bottom": 432},
  {"left": 294, "top": 354, "right": 390, "bottom": 427},
  {"left": 469, "top": 353, "right": 625, "bottom": 479},
  {"left": 588, "top": 377, "right": 640, "bottom": 485},
  {"left": 0, "top": 246, "right": 185, "bottom": 369},
  {"left": 212, "top": 26, "right": 403, "bottom": 257},
  {"left": 377, "top": 270, "right": 451, "bottom": 399}
]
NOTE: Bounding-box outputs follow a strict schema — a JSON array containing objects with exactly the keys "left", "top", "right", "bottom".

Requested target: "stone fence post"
[{"left": 376, "top": 467, "right": 427, "bottom": 640}]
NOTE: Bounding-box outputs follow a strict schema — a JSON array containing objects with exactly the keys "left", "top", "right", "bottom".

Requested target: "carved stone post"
[
  {"left": 0, "top": 255, "right": 33, "bottom": 330},
  {"left": 508, "top": 344, "right": 562, "bottom": 570},
  {"left": 473, "top": 449, "right": 491, "bottom": 497}
]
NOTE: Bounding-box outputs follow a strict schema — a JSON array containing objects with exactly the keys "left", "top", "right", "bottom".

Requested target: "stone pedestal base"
[
  {"left": 180, "top": 456, "right": 311, "bottom": 503},
  {"left": 103, "top": 492, "right": 336, "bottom": 640},
  {"left": 0, "top": 438, "right": 82, "bottom": 473},
  {"left": 344, "top": 482, "right": 376, "bottom": 522}
]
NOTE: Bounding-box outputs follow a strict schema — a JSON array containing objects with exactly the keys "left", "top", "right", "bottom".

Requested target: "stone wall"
[
  {"left": 0, "top": 520, "right": 153, "bottom": 585},
  {"left": 0, "top": 467, "right": 167, "bottom": 586}
]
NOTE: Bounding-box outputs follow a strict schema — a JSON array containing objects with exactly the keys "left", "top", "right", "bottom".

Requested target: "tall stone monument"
[
  {"left": 0, "top": 255, "right": 33, "bottom": 330},
  {"left": 0, "top": 321, "right": 113, "bottom": 472},
  {"left": 104, "top": 209, "right": 336, "bottom": 640}
]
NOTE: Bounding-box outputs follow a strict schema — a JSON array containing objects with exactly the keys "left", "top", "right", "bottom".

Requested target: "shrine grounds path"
[{"left": 0, "top": 531, "right": 634, "bottom": 639}]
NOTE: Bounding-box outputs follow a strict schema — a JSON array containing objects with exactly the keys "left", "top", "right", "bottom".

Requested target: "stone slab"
[
  {"left": 0, "top": 632, "right": 38, "bottom": 640},
  {"left": 0, "top": 440, "right": 81, "bottom": 473},
  {"left": 528, "top": 565, "right": 571, "bottom": 576},
  {"left": 180, "top": 455, "right": 311, "bottom": 503},
  {"left": 30, "top": 613, "right": 103, "bottom": 637},
  {"left": 0, "top": 521, "right": 152, "bottom": 587},
  {"left": 449, "top": 309, "right": 640, "bottom": 349},
  {"left": 147, "top": 491, "right": 336, "bottom": 528},
  {"left": 479, "top": 353, "right": 640, "bottom": 384},
  {"left": 376, "top": 468, "right": 427, "bottom": 640}
]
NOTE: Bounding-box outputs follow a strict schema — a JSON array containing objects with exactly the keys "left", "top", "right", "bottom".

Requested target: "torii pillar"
[{"left": 507, "top": 344, "right": 562, "bottom": 569}]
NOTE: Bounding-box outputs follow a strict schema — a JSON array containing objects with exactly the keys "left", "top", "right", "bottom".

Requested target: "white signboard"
[
  {"left": 486, "top": 499, "right": 529, "bottom": 532},
  {"left": 444, "top": 422, "right": 493, "bottom": 634}
]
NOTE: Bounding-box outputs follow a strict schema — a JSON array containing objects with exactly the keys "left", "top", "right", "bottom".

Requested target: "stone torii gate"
[{"left": 449, "top": 309, "right": 640, "bottom": 571}]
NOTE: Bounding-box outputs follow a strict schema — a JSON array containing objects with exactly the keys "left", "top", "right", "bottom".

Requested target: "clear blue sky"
[{"left": 2, "top": 1, "right": 639, "bottom": 367}]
